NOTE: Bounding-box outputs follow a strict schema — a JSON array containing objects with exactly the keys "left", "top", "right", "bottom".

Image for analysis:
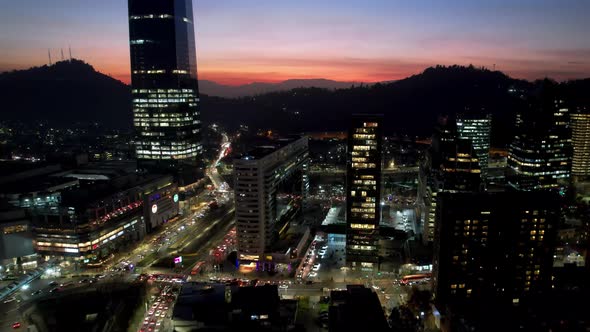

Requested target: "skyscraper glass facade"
[
  {"left": 508, "top": 96, "right": 571, "bottom": 191},
  {"left": 456, "top": 113, "right": 491, "bottom": 177},
  {"left": 128, "top": 0, "right": 201, "bottom": 176}
]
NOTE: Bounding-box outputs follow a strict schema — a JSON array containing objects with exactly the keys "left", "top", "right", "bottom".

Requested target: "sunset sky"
[{"left": 1, "top": 0, "right": 589, "bottom": 85}]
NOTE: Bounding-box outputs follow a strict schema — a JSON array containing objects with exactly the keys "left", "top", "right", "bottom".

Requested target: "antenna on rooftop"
[
  {"left": 48, "top": 49, "right": 52, "bottom": 66},
  {"left": 69, "top": 46, "right": 72, "bottom": 61},
  {"left": 60, "top": 48, "right": 65, "bottom": 61}
]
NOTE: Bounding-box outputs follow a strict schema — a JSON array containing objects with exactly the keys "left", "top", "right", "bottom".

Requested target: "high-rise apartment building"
[
  {"left": 571, "top": 110, "right": 590, "bottom": 178},
  {"left": 456, "top": 113, "right": 492, "bottom": 177},
  {"left": 345, "top": 114, "right": 382, "bottom": 270},
  {"left": 433, "top": 191, "right": 558, "bottom": 327},
  {"left": 128, "top": 0, "right": 202, "bottom": 183},
  {"left": 234, "top": 137, "right": 309, "bottom": 263},
  {"left": 508, "top": 85, "right": 571, "bottom": 191}
]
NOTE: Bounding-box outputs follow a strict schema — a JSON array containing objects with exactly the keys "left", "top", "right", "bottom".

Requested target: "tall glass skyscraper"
[
  {"left": 346, "top": 114, "right": 382, "bottom": 270},
  {"left": 571, "top": 110, "right": 590, "bottom": 178},
  {"left": 456, "top": 113, "right": 491, "bottom": 178},
  {"left": 128, "top": 0, "right": 201, "bottom": 183},
  {"left": 508, "top": 83, "right": 571, "bottom": 191}
]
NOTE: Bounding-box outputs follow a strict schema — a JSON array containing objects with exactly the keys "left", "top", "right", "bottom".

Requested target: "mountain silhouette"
[
  {"left": 0, "top": 59, "right": 131, "bottom": 128},
  {"left": 199, "top": 78, "right": 364, "bottom": 97},
  {"left": 202, "top": 65, "right": 533, "bottom": 144},
  {"left": 2, "top": 61, "right": 588, "bottom": 147}
]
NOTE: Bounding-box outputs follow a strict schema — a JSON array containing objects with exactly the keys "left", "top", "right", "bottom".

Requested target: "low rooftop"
[{"left": 238, "top": 136, "right": 301, "bottom": 161}]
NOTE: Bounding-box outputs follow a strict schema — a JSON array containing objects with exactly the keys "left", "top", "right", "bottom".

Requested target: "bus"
[
  {"left": 400, "top": 273, "right": 431, "bottom": 285},
  {"left": 190, "top": 261, "right": 206, "bottom": 275}
]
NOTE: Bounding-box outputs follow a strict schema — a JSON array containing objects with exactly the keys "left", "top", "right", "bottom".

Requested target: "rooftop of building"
[
  {"left": 321, "top": 206, "right": 345, "bottom": 226},
  {"left": 173, "top": 282, "right": 231, "bottom": 324},
  {"left": 0, "top": 160, "right": 55, "bottom": 178},
  {"left": 231, "top": 284, "right": 280, "bottom": 314},
  {"left": 271, "top": 224, "right": 309, "bottom": 254},
  {"left": 1, "top": 160, "right": 172, "bottom": 210},
  {"left": 0, "top": 173, "right": 77, "bottom": 195},
  {"left": 55, "top": 160, "right": 136, "bottom": 180},
  {"left": 329, "top": 285, "right": 390, "bottom": 332},
  {"left": 237, "top": 136, "right": 303, "bottom": 161},
  {"left": 172, "top": 283, "right": 281, "bottom": 327}
]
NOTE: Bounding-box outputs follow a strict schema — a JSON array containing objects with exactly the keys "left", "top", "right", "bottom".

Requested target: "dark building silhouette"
[
  {"left": 128, "top": 0, "right": 202, "bottom": 184},
  {"left": 329, "top": 285, "right": 390, "bottom": 332},
  {"left": 439, "top": 137, "right": 481, "bottom": 192},
  {"left": 345, "top": 114, "right": 383, "bottom": 270},
  {"left": 418, "top": 116, "right": 481, "bottom": 244},
  {"left": 433, "top": 191, "right": 558, "bottom": 330}
]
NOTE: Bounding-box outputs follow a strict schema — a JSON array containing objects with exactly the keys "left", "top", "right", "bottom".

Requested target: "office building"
[
  {"left": 508, "top": 87, "right": 572, "bottom": 190},
  {"left": 440, "top": 137, "right": 481, "bottom": 192},
  {"left": 128, "top": 0, "right": 202, "bottom": 183},
  {"left": 345, "top": 114, "right": 382, "bottom": 270},
  {"left": 234, "top": 137, "right": 309, "bottom": 265},
  {"left": 456, "top": 113, "right": 492, "bottom": 177},
  {"left": 571, "top": 110, "right": 590, "bottom": 177},
  {"left": 0, "top": 160, "right": 178, "bottom": 265},
  {"left": 418, "top": 117, "right": 481, "bottom": 245},
  {"left": 433, "top": 191, "right": 558, "bottom": 329}
]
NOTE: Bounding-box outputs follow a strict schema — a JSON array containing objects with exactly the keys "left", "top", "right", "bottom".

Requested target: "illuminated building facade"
[
  {"left": 456, "top": 113, "right": 491, "bottom": 177},
  {"left": 0, "top": 160, "right": 179, "bottom": 266},
  {"left": 234, "top": 137, "right": 309, "bottom": 264},
  {"left": 31, "top": 173, "right": 178, "bottom": 265},
  {"left": 508, "top": 94, "right": 572, "bottom": 191},
  {"left": 418, "top": 118, "right": 481, "bottom": 245},
  {"left": 433, "top": 191, "right": 557, "bottom": 318},
  {"left": 440, "top": 138, "right": 482, "bottom": 192},
  {"left": 345, "top": 114, "right": 382, "bottom": 270},
  {"left": 128, "top": 0, "right": 202, "bottom": 183},
  {"left": 571, "top": 110, "right": 590, "bottom": 177}
]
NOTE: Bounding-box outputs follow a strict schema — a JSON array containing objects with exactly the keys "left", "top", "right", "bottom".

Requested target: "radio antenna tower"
[
  {"left": 48, "top": 49, "right": 52, "bottom": 65},
  {"left": 60, "top": 48, "right": 65, "bottom": 61},
  {"left": 68, "top": 46, "right": 72, "bottom": 61}
]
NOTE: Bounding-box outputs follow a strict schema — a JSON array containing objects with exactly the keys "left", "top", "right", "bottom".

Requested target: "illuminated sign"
[
  {"left": 173, "top": 193, "right": 179, "bottom": 203},
  {"left": 151, "top": 204, "right": 158, "bottom": 214},
  {"left": 174, "top": 256, "right": 182, "bottom": 264}
]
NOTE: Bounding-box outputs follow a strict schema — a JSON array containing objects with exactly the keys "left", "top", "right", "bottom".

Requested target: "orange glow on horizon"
[{"left": 94, "top": 61, "right": 426, "bottom": 86}]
